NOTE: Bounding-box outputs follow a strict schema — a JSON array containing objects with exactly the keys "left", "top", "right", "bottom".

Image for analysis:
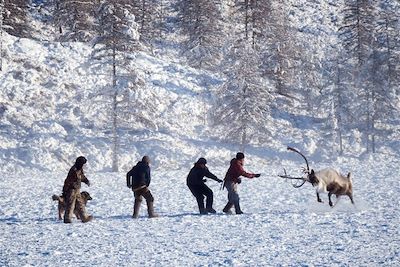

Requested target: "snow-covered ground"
[{"left": 1, "top": 157, "right": 399, "bottom": 266}]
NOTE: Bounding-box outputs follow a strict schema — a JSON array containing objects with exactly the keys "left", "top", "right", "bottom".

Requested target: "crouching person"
[
  {"left": 62, "top": 156, "right": 93, "bottom": 223},
  {"left": 187, "top": 158, "right": 223, "bottom": 214},
  {"left": 126, "top": 156, "right": 158, "bottom": 218}
]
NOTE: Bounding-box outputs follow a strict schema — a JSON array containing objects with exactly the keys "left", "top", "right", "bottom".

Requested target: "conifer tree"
[
  {"left": 177, "top": 0, "right": 224, "bottom": 70},
  {"left": 2, "top": 0, "right": 30, "bottom": 37},
  {"left": 132, "top": 0, "right": 165, "bottom": 47},
  {"left": 90, "top": 0, "right": 157, "bottom": 171},
  {"left": 339, "top": 0, "right": 399, "bottom": 153},
  {"left": 52, "top": 0, "right": 96, "bottom": 42}
]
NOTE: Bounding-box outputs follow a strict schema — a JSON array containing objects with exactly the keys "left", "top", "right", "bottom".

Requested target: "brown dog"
[{"left": 52, "top": 191, "right": 92, "bottom": 220}]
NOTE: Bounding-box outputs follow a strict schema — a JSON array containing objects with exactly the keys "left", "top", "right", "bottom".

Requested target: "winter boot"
[
  {"left": 132, "top": 199, "right": 142, "bottom": 219},
  {"left": 223, "top": 202, "right": 233, "bottom": 214},
  {"left": 64, "top": 206, "right": 74, "bottom": 223},
  {"left": 234, "top": 202, "right": 243, "bottom": 215},
  {"left": 147, "top": 201, "right": 159, "bottom": 218},
  {"left": 197, "top": 199, "right": 207, "bottom": 214},
  {"left": 206, "top": 207, "right": 216, "bottom": 214},
  {"left": 205, "top": 196, "right": 216, "bottom": 214}
]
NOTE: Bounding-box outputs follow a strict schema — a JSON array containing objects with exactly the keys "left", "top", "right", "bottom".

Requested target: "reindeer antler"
[
  {"left": 277, "top": 147, "right": 312, "bottom": 188},
  {"left": 287, "top": 146, "right": 310, "bottom": 175},
  {"left": 278, "top": 168, "right": 308, "bottom": 188}
]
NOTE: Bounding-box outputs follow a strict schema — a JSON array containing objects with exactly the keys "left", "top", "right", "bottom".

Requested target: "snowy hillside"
[
  {"left": 0, "top": 31, "right": 328, "bottom": 174},
  {"left": 0, "top": 32, "right": 232, "bottom": 172},
  {"left": 2, "top": 31, "right": 388, "bottom": 174}
]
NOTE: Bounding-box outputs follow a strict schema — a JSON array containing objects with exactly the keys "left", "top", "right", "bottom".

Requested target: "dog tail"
[{"left": 52, "top": 195, "right": 60, "bottom": 201}]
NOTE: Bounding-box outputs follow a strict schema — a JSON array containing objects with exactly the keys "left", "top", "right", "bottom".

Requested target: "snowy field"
[{"left": 1, "top": 158, "right": 399, "bottom": 266}]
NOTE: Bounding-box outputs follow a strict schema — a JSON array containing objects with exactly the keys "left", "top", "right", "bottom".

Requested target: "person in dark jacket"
[
  {"left": 126, "top": 156, "right": 158, "bottom": 218},
  {"left": 62, "top": 156, "right": 93, "bottom": 223},
  {"left": 187, "top": 158, "right": 223, "bottom": 214},
  {"left": 222, "top": 152, "right": 261, "bottom": 214}
]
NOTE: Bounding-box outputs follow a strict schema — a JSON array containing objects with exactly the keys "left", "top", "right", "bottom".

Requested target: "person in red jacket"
[{"left": 222, "top": 152, "right": 260, "bottom": 214}]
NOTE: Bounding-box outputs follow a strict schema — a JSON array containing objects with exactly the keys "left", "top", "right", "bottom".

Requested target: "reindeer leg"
[
  {"left": 58, "top": 204, "right": 63, "bottom": 220},
  {"left": 316, "top": 192, "right": 322, "bottom": 203},
  {"left": 348, "top": 193, "right": 354, "bottom": 204},
  {"left": 328, "top": 192, "right": 333, "bottom": 207}
]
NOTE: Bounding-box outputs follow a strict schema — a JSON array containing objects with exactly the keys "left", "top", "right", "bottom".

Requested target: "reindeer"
[{"left": 279, "top": 147, "right": 354, "bottom": 207}]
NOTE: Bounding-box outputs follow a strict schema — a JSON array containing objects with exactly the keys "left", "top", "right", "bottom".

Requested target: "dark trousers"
[
  {"left": 134, "top": 187, "right": 154, "bottom": 203},
  {"left": 187, "top": 183, "right": 214, "bottom": 213},
  {"left": 132, "top": 187, "right": 157, "bottom": 218}
]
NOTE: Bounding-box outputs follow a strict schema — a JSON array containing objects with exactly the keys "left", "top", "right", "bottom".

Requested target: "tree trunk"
[
  {"left": 335, "top": 58, "right": 344, "bottom": 156},
  {"left": 159, "top": 0, "right": 164, "bottom": 39},
  {"left": 140, "top": 0, "right": 146, "bottom": 36},
  {"left": 0, "top": 0, "right": 3, "bottom": 72},
  {"left": 366, "top": 89, "right": 371, "bottom": 153},
  {"left": 371, "top": 119, "right": 376, "bottom": 153},
  {"left": 112, "top": 44, "right": 119, "bottom": 172},
  {"left": 244, "top": 0, "right": 249, "bottom": 40},
  {"left": 239, "top": 126, "right": 247, "bottom": 153}
]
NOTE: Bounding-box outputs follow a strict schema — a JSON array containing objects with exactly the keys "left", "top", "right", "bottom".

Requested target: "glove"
[
  {"left": 254, "top": 174, "right": 261, "bottom": 178},
  {"left": 86, "top": 180, "right": 91, "bottom": 186},
  {"left": 203, "top": 179, "right": 207, "bottom": 183},
  {"left": 237, "top": 178, "right": 242, "bottom": 184}
]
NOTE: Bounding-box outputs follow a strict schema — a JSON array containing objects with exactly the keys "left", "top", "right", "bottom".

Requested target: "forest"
[{"left": 1, "top": 0, "right": 399, "bottom": 171}]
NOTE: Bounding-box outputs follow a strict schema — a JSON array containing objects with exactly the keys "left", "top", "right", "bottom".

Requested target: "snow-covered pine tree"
[
  {"left": 289, "top": 1, "right": 352, "bottom": 156},
  {"left": 380, "top": 1, "right": 400, "bottom": 147},
  {"left": 90, "top": 0, "right": 157, "bottom": 172},
  {"left": 177, "top": 0, "right": 224, "bottom": 70},
  {"left": 210, "top": 0, "right": 276, "bottom": 151},
  {"left": 249, "top": 0, "right": 272, "bottom": 50},
  {"left": 212, "top": 41, "right": 274, "bottom": 152},
  {"left": 51, "top": 0, "right": 96, "bottom": 42},
  {"left": 258, "top": 1, "right": 301, "bottom": 105},
  {"left": 319, "top": 48, "right": 355, "bottom": 156},
  {"left": 338, "top": 0, "right": 400, "bottom": 153},
  {"left": 379, "top": 0, "right": 400, "bottom": 98},
  {"left": 338, "top": 0, "right": 375, "bottom": 153},
  {"left": 322, "top": 2, "right": 352, "bottom": 156},
  {"left": 0, "top": 0, "right": 4, "bottom": 71},
  {"left": 2, "top": 0, "right": 30, "bottom": 38},
  {"left": 132, "top": 0, "right": 165, "bottom": 48},
  {"left": 359, "top": 0, "right": 400, "bottom": 153},
  {"left": 287, "top": 1, "right": 331, "bottom": 114},
  {"left": 233, "top": 0, "right": 271, "bottom": 50}
]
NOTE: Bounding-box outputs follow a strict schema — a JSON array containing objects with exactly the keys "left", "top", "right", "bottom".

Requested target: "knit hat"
[
  {"left": 236, "top": 152, "right": 245, "bottom": 160},
  {"left": 197, "top": 157, "right": 207, "bottom": 165}
]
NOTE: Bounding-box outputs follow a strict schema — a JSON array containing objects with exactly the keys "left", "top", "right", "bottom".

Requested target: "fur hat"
[
  {"left": 75, "top": 156, "right": 87, "bottom": 170},
  {"left": 236, "top": 152, "right": 245, "bottom": 160},
  {"left": 196, "top": 157, "right": 207, "bottom": 165}
]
